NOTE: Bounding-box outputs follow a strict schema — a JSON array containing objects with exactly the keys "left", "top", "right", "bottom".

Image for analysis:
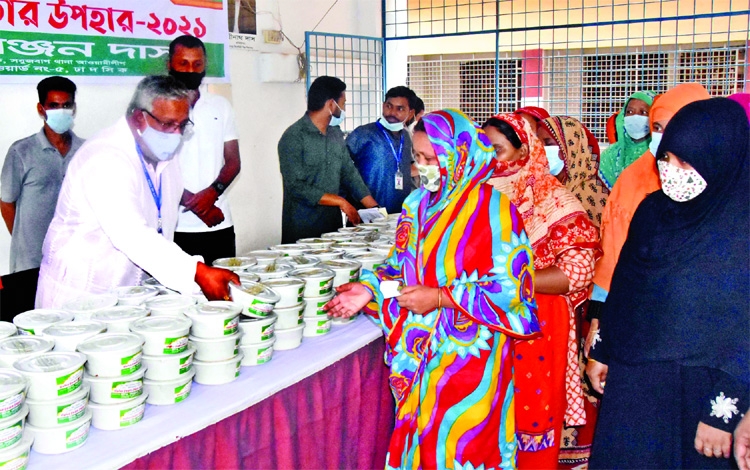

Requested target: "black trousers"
[
  {"left": 173, "top": 226, "right": 236, "bottom": 267},
  {"left": 0, "top": 267, "right": 40, "bottom": 321}
]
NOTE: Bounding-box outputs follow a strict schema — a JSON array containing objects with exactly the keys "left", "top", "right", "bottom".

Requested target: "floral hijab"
[{"left": 540, "top": 116, "right": 609, "bottom": 226}]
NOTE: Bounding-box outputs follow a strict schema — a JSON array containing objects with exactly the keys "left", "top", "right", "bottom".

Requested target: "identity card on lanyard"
[
  {"left": 136, "top": 145, "right": 163, "bottom": 235},
  {"left": 377, "top": 122, "right": 405, "bottom": 190}
]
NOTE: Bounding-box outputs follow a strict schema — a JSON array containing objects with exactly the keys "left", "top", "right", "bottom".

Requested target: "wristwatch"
[{"left": 211, "top": 181, "right": 226, "bottom": 195}]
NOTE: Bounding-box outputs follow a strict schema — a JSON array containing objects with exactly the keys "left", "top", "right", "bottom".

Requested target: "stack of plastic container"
[
  {"left": 184, "top": 302, "right": 243, "bottom": 385},
  {"left": 289, "top": 267, "right": 337, "bottom": 338},
  {"left": 77, "top": 333, "right": 147, "bottom": 430},
  {"left": 13, "top": 310, "right": 74, "bottom": 336},
  {"left": 0, "top": 369, "right": 30, "bottom": 462}
]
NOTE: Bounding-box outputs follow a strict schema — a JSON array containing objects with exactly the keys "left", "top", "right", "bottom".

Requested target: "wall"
[{"left": 0, "top": 0, "right": 381, "bottom": 275}]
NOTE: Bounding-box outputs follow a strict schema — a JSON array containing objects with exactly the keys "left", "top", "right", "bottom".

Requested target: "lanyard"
[
  {"left": 376, "top": 121, "right": 404, "bottom": 167},
  {"left": 136, "top": 145, "right": 163, "bottom": 234}
]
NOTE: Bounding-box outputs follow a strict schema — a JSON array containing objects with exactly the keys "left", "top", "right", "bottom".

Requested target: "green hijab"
[{"left": 598, "top": 90, "right": 656, "bottom": 189}]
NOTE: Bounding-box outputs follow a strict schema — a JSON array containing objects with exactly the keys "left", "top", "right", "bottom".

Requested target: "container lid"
[
  {"left": 239, "top": 313, "right": 277, "bottom": 324},
  {"left": 0, "top": 322, "right": 16, "bottom": 338},
  {"left": 238, "top": 273, "right": 261, "bottom": 283},
  {"left": 92, "top": 306, "right": 149, "bottom": 323},
  {"left": 114, "top": 285, "right": 160, "bottom": 300},
  {"left": 288, "top": 267, "right": 336, "bottom": 280},
  {"left": 190, "top": 301, "right": 242, "bottom": 317},
  {"left": 247, "top": 249, "right": 283, "bottom": 260},
  {"left": 42, "top": 321, "right": 106, "bottom": 337},
  {"left": 25, "top": 383, "right": 89, "bottom": 406},
  {"left": 321, "top": 259, "right": 362, "bottom": 270},
  {"left": 213, "top": 256, "right": 257, "bottom": 269},
  {"left": 130, "top": 316, "right": 192, "bottom": 333},
  {"left": 347, "top": 252, "right": 387, "bottom": 261},
  {"left": 62, "top": 293, "right": 118, "bottom": 312},
  {"left": 143, "top": 367, "right": 195, "bottom": 386},
  {"left": 333, "top": 242, "right": 369, "bottom": 249},
  {"left": 77, "top": 333, "right": 144, "bottom": 354},
  {"left": 369, "top": 241, "right": 394, "bottom": 248},
  {"left": 0, "top": 370, "right": 27, "bottom": 396},
  {"left": 246, "top": 263, "right": 293, "bottom": 275},
  {"left": 0, "top": 336, "right": 53, "bottom": 356},
  {"left": 14, "top": 352, "right": 86, "bottom": 374},
  {"left": 262, "top": 277, "right": 305, "bottom": 288},
  {"left": 297, "top": 238, "right": 331, "bottom": 244},
  {"left": 320, "top": 233, "right": 352, "bottom": 240},
  {"left": 231, "top": 281, "right": 280, "bottom": 303},
  {"left": 272, "top": 244, "right": 309, "bottom": 252},
  {"left": 286, "top": 255, "right": 319, "bottom": 267},
  {"left": 13, "top": 309, "right": 74, "bottom": 329},
  {"left": 145, "top": 294, "right": 196, "bottom": 310},
  {"left": 142, "top": 343, "right": 194, "bottom": 360}
]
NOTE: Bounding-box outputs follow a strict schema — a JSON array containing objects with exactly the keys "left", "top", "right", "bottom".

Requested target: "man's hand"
[
  {"left": 195, "top": 261, "right": 240, "bottom": 301},
  {"left": 586, "top": 358, "right": 608, "bottom": 394},
  {"left": 340, "top": 200, "right": 361, "bottom": 225},
  {"left": 695, "top": 421, "right": 732, "bottom": 459},
  {"left": 198, "top": 205, "right": 225, "bottom": 228},
  {"left": 183, "top": 187, "right": 220, "bottom": 219}
]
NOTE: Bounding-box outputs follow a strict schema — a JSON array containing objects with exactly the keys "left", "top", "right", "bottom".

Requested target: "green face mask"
[{"left": 416, "top": 163, "right": 441, "bottom": 192}]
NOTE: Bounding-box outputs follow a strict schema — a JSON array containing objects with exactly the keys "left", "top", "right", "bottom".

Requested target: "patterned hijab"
[
  {"left": 540, "top": 116, "right": 609, "bottom": 226},
  {"left": 598, "top": 90, "right": 657, "bottom": 189}
]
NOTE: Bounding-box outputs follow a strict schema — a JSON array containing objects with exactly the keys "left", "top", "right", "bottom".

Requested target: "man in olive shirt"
[{"left": 278, "top": 76, "right": 378, "bottom": 243}]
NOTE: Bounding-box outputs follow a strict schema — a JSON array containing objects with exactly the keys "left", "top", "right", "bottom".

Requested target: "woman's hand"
[
  {"left": 323, "top": 283, "right": 373, "bottom": 318},
  {"left": 397, "top": 285, "right": 440, "bottom": 315},
  {"left": 584, "top": 319, "right": 600, "bottom": 358},
  {"left": 734, "top": 412, "right": 750, "bottom": 470},
  {"left": 586, "top": 358, "right": 608, "bottom": 394},
  {"left": 695, "top": 421, "right": 732, "bottom": 458}
]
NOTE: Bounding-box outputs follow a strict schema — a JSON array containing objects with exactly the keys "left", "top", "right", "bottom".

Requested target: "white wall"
[{"left": 0, "top": 0, "right": 381, "bottom": 275}]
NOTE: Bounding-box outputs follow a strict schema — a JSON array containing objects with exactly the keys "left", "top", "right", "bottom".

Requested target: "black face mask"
[{"left": 169, "top": 70, "right": 205, "bottom": 90}]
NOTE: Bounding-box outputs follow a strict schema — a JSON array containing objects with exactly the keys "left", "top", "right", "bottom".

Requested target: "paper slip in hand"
[
  {"left": 358, "top": 208, "right": 386, "bottom": 224},
  {"left": 380, "top": 280, "right": 402, "bottom": 299}
]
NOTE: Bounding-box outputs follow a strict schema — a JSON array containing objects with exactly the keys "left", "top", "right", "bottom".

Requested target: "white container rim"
[
  {"left": 143, "top": 367, "right": 195, "bottom": 386},
  {"left": 25, "top": 383, "right": 89, "bottom": 406},
  {"left": 13, "top": 352, "right": 86, "bottom": 374}
]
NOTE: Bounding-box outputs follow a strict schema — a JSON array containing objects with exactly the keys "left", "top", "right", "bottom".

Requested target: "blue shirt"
[{"left": 347, "top": 122, "right": 414, "bottom": 214}]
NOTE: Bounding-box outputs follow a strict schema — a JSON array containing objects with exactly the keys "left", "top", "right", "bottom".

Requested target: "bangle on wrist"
[{"left": 437, "top": 287, "right": 442, "bottom": 309}]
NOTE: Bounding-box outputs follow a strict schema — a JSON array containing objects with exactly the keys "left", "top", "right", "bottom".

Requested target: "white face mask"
[
  {"left": 416, "top": 163, "right": 440, "bottom": 192},
  {"left": 649, "top": 131, "right": 663, "bottom": 157},
  {"left": 623, "top": 114, "right": 650, "bottom": 140},
  {"left": 44, "top": 108, "right": 74, "bottom": 134},
  {"left": 138, "top": 115, "right": 183, "bottom": 162},
  {"left": 378, "top": 116, "right": 404, "bottom": 132},
  {"left": 657, "top": 159, "right": 707, "bottom": 202},
  {"left": 329, "top": 101, "right": 345, "bottom": 127},
  {"left": 544, "top": 145, "right": 564, "bottom": 176}
]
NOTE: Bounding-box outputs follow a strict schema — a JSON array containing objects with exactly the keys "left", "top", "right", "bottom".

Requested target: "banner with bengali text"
[{"left": 0, "top": 0, "right": 230, "bottom": 83}]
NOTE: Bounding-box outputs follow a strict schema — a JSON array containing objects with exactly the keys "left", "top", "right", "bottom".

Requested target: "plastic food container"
[
  {"left": 303, "top": 317, "right": 332, "bottom": 337},
  {"left": 192, "top": 352, "right": 243, "bottom": 385},
  {"left": 332, "top": 242, "right": 370, "bottom": 255},
  {"left": 332, "top": 314, "right": 358, "bottom": 325},
  {"left": 244, "top": 262, "right": 294, "bottom": 281},
  {"left": 272, "top": 244, "right": 309, "bottom": 257},
  {"left": 91, "top": 306, "right": 149, "bottom": 334},
  {"left": 302, "top": 248, "right": 345, "bottom": 261},
  {"left": 0, "top": 404, "right": 27, "bottom": 450},
  {"left": 129, "top": 316, "right": 192, "bottom": 356},
  {"left": 61, "top": 294, "right": 118, "bottom": 321},
  {"left": 26, "top": 383, "right": 89, "bottom": 428},
  {"left": 346, "top": 252, "right": 388, "bottom": 272},
  {"left": 84, "top": 366, "right": 146, "bottom": 404},
  {"left": 189, "top": 333, "right": 241, "bottom": 362},
  {"left": 238, "top": 272, "right": 261, "bottom": 284},
  {"left": 261, "top": 277, "right": 304, "bottom": 308},
  {"left": 141, "top": 276, "right": 174, "bottom": 295},
  {"left": 274, "top": 325, "right": 304, "bottom": 351},
  {"left": 0, "top": 433, "right": 32, "bottom": 467},
  {"left": 0, "top": 370, "right": 28, "bottom": 421},
  {"left": 88, "top": 392, "right": 147, "bottom": 430},
  {"left": 239, "top": 314, "right": 276, "bottom": 344},
  {"left": 114, "top": 285, "right": 160, "bottom": 306},
  {"left": 144, "top": 294, "right": 196, "bottom": 317},
  {"left": 142, "top": 344, "right": 195, "bottom": 381},
  {"left": 0, "top": 337, "right": 54, "bottom": 369},
  {"left": 26, "top": 408, "right": 92, "bottom": 454},
  {"left": 297, "top": 238, "right": 334, "bottom": 249},
  {"left": 14, "top": 352, "right": 87, "bottom": 401},
  {"left": 41, "top": 321, "right": 107, "bottom": 353},
  {"left": 212, "top": 256, "right": 257, "bottom": 272},
  {"left": 76, "top": 333, "right": 144, "bottom": 378},
  {"left": 229, "top": 281, "right": 280, "bottom": 318},
  {"left": 240, "top": 338, "right": 275, "bottom": 366},
  {"left": 320, "top": 259, "right": 362, "bottom": 287},
  {"left": 13, "top": 310, "right": 74, "bottom": 336},
  {"left": 0, "top": 323, "right": 16, "bottom": 341},
  {"left": 289, "top": 268, "right": 335, "bottom": 298},
  {"left": 246, "top": 249, "right": 283, "bottom": 266},
  {"left": 143, "top": 368, "right": 195, "bottom": 406},
  {"left": 321, "top": 232, "right": 353, "bottom": 242},
  {"left": 285, "top": 255, "right": 320, "bottom": 269},
  {"left": 273, "top": 302, "right": 305, "bottom": 330},
  {"left": 302, "top": 293, "right": 334, "bottom": 318},
  {"left": 183, "top": 301, "right": 241, "bottom": 339}
]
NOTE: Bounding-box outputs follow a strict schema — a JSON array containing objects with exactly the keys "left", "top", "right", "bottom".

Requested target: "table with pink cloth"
[{"left": 27, "top": 316, "right": 395, "bottom": 469}]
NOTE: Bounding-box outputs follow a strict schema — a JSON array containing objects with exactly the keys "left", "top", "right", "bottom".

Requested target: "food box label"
[
  {"left": 57, "top": 397, "right": 87, "bottom": 424},
  {"left": 174, "top": 381, "right": 192, "bottom": 403},
  {"left": 65, "top": 421, "right": 90, "bottom": 449},
  {"left": 56, "top": 366, "right": 83, "bottom": 396},
  {"left": 16, "top": 328, "right": 32, "bottom": 336},
  {"left": 179, "top": 354, "right": 194, "bottom": 375},
  {"left": 318, "top": 279, "right": 333, "bottom": 295},
  {"left": 121, "top": 351, "right": 143, "bottom": 375},
  {"left": 111, "top": 379, "right": 143, "bottom": 399},
  {"left": 349, "top": 269, "right": 360, "bottom": 281},
  {"left": 0, "top": 394, "right": 23, "bottom": 419},
  {"left": 260, "top": 324, "right": 275, "bottom": 341},
  {"left": 247, "top": 299, "right": 272, "bottom": 316},
  {"left": 257, "top": 346, "right": 273, "bottom": 364},
  {"left": 234, "top": 360, "right": 241, "bottom": 378},
  {"left": 0, "top": 421, "right": 22, "bottom": 449},
  {"left": 315, "top": 300, "right": 329, "bottom": 316},
  {"left": 0, "top": 452, "right": 29, "bottom": 470},
  {"left": 223, "top": 316, "right": 239, "bottom": 335},
  {"left": 163, "top": 336, "right": 188, "bottom": 354},
  {"left": 119, "top": 402, "right": 146, "bottom": 427},
  {"left": 296, "top": 287, "right": 304, "bottom": 302}
]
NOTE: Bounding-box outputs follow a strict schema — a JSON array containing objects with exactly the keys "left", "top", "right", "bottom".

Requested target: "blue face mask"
[
  {"left": 329, "top": 101, "right": 345, "bottom": 127},
  {"left": 649, "top": 131, "right": 663, "bottom": 157},
  {"left": 44, "top": 109, "right": 74, "bottom": 134},
  {"left": 138, "top": 114, "right": 183, "bottom": 161},
  {"left": 623, "top": 115, "right": 650, "bottom": 140},
  {"left": 544, "top": 145, "right": 564, "bottom": 176}
]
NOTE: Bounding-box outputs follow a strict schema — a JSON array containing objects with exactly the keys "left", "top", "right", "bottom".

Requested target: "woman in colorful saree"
[
  {"left": 324, "top": 109, "right": 540, "bottom": 469},
  {"left": 482, "top": 113, "right": 600, "bottom": 469}
]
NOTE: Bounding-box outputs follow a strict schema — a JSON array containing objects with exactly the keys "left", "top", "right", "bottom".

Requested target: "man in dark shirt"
[{"left": 277, "top": 76, "right": 378, "bottom": 243}]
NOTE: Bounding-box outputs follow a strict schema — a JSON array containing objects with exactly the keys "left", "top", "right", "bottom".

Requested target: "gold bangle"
[{"left": 437, "top": 287, "right": 442, "bottom": 309}]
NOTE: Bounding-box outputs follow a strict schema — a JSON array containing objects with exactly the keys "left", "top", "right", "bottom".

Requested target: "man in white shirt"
[
  {"left": 36, "top": 75, "right": 238, "bottom": 308},
  {"left": 168, "top": 35, "right": 241, "bottom": 266}
]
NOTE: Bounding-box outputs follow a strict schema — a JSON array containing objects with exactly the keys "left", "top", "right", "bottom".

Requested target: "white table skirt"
[{"left": 28, "top": 316, "right": 383, "bottom": 470}]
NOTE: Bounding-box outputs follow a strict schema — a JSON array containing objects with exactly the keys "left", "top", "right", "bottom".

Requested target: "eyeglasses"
[{"left": 142, "top": 110, "right": 194, "bottom": 135}]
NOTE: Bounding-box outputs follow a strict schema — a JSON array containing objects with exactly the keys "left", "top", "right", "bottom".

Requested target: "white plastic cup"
[
  {"left": 13, "top": 352, "right": 87, "bottom": 401},
  {"left": 84, "top": 366, "right": 146, "bottom": 405},
  {"left": 41, "top": 320, "right": 107, "bottom": 352},
  {"left": 26, "top": 383, "right": 90, "bottom": 428},
  {"left": 129, "top": 316, "right": 192, "bottom": 356},
  {"left": 143, "top": 368, "right": 195, "bottom": 406},
  {"left": 182, "top": 301, "right": 241, "bottom": 339},
  {"left": 238, "top": 314, "right": 277, "bottom": 344},
  {"left": 192, "top": 352, "right": 243, "bottom": 385},
  {"left": 141, "top": 344, "right": 195, "bottom": 381},
  {"left": 76, "top": 333, "right": 144, "bottom": 378},
  {"left": 274, "top": 325, "right": 304, "bottom": 351},
  {"left": 240, "top": 338, "right": 275, "bottom": 366},
  {"left": 189, "top": 333, "right": 241, "bottom": 362},
  {"left": 26, "top": 408, "right": 92, "bottom": 454},
  {"left": 260, "top": 277, "right": 305, "bottom": 308},
  {"left": 88, "top": 392, "right": 148, "bottom": 430}
]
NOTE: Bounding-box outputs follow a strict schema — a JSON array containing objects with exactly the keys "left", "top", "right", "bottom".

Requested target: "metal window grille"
[{"left": 305, "top": 32, "right": 384, "bottom": 133}]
